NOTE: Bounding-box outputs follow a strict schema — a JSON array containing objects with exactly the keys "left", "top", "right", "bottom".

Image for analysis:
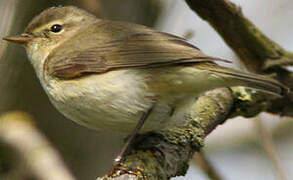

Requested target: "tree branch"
[
  {"left": 185, "top": 0, "right": 293, "bottom": 117},
  {"left": 0, "top": 112, "right": 75, "bottom": 180},
  {"left": 0, "top": 0, "right": 17, "bottom": 60},
  {"left": 193, "top": 151, "right": 223, "bottom": 180},
  {"left": 98, "top": 88, "right": 233, "bottom": 180},
  {"left": 97, "top": 0, "right": 293, "bottom": 179},
  {"left": 185, "top": 0, "right": 289, "bottom": 73},
  {"left": 254, "top": 116, "right": 288, "bottom": 180}
]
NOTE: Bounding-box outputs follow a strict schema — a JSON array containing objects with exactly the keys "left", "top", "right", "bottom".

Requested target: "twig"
[
  {"left": 185, "top": 0, "right": 288, "bottom": 73},
  {"left": 264, "top": 57, "right": 293, "bottom": 70},
  {"left": 185, "top": 0, "right": 293, "bottom": 119},
  {"left": 254, "top": 116, "right": 288, "bottom": 180},
  {"left": 0, "top": 0, "right": 18, "bottom": 60},
  {"left": 0, "top": 111, "right": 76, "bottom": 180},
  {"left": 96, "top": 1, "right": 293, "bottom": 179},
  {"left": 193, "top": 151, "right": 222, "bottom": 180}
]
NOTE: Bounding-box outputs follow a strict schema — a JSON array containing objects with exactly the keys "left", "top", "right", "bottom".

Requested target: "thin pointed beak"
[{"left": 3, "top": 33, "right": 34, "bottom": 44}]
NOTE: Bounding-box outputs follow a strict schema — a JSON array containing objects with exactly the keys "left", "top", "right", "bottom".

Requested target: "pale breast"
[{"left": 43, "top": 69, "right": 175, "bottom": 133}]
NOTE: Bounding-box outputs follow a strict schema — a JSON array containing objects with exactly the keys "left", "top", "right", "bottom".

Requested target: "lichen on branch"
[{"left": 97, "top": 0, "right": 293, "bottom": 179}]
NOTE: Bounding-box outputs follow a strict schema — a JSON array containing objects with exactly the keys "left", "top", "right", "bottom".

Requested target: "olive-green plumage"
[
  {"left": 44, "top": 20, "right": 230, "bottom": 78},
  {"left": 4, "top": 6, "right": 288, "bottom": 134}
]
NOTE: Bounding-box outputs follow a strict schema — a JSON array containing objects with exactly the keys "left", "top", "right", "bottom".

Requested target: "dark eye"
[{"left": 50, "top": 24, "right": 62, "bottom": 33}]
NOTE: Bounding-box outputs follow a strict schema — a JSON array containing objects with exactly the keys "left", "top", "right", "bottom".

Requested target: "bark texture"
[{"left": 97, "top": 0, "right": 293, "bottom": 179}]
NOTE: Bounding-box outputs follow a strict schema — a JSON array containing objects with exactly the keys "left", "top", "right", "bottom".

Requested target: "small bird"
[{"left": 4, "top": 6, "right": 287, "bottom": 164}]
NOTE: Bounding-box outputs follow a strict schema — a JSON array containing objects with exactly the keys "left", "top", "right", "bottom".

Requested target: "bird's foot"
[{"left": 110, "top": 157, "right": 145, "bottom": 179}]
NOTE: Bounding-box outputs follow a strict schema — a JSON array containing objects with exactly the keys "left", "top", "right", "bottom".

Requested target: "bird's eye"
[{"left": 50, "top": 24, "right": 63, "bottom": 33}]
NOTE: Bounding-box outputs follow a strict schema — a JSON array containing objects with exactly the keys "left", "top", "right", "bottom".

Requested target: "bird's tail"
[{"left": 196, "top": 63, "right": 289, "bottom": 96}]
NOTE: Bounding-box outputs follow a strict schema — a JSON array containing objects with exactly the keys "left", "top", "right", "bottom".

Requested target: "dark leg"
[{"left": 113, "top": 106, "right": 154, "bottom": 167}]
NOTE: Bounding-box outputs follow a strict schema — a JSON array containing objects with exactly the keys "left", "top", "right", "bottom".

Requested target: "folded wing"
[{"left": 45, "top": 20, "right": 230, "bottom": 79}]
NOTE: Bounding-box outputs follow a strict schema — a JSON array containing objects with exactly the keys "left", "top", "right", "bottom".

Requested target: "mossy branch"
[
  {"left": 97, "top": 0, "right": 293, "bottom": 179},
  {"left": 185, "top": 0, "right": 293, "bottom": 116},
  {"left": 98, "top": 88, "right": 233, "bottom": 180}
]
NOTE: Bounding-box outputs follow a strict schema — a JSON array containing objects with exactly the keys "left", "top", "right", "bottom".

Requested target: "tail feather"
[{"left": 197, "top": 63, "right": 289, "bottom": 96}]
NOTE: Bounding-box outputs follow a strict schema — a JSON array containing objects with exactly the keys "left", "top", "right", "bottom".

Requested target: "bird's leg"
[{"left": 112, "top": 106, "right": 154, "bottom": 169}]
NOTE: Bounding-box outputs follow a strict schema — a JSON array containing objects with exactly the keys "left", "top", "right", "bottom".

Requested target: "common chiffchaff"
[{"left": 4, "top": 6, "right": 286, "bottom": 134}]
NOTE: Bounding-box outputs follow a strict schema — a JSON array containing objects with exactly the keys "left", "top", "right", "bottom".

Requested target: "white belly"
[
  {"left": 43, "top": 69, "right": 178, "bottom": 133},
  {"left": 40, "top": 66, "right": 219, "bottom": 134}
]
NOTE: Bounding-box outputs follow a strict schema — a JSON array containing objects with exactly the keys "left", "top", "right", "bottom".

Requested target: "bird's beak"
[{"left": 3, "top": 33, "right": 34, "bottom": 44}]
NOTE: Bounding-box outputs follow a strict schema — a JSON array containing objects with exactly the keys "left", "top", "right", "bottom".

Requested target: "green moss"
[
  {"left": 159, "top": 116, "right": 205, "bottom": 150},
  {"left": 231, "top": 87, "right": 271, "bottom": 117}
]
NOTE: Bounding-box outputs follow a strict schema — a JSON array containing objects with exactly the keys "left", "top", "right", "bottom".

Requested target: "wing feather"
[{"left": 46, "top": 21, "right": 231, "bottom": 79}]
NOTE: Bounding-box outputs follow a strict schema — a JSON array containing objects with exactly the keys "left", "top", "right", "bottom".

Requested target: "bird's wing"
[{"left": 46, "top": 21, "right": 231, "bottom": 79}]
